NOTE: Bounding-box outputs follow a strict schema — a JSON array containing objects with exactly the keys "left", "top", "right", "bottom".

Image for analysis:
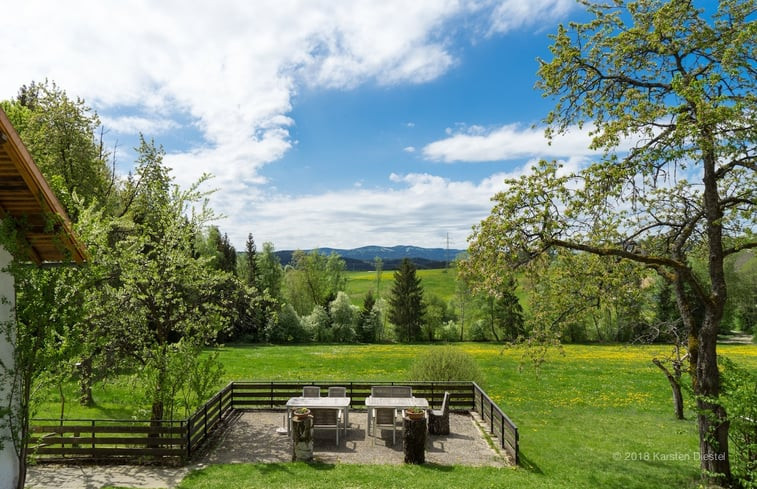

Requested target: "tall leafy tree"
[
  {"left": 466, "top": 1, "right": 756, "bottom": 483},
  {"left": 98, "top": 137, "right": 232, "bottom": 423},
  {"left": 475, "top": 278, "right": 525, "bottom": 343},
  {"left": 284, "top": 250, "right": 347, "bottom": 316},
  {"left": 388, "top": 258, "right": 425, "bottom": 342},
  {"left": 3, "top": 81, "right": 115, "bottom": 217}
]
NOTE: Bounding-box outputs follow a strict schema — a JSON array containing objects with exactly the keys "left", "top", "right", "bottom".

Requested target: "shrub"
[
  {"left": 266, "top": 304, "right": 308, "bottom": 343},
  {"left": 408, "top": 346, "right": 481, "bottom": 384},
  {"left": 719, "top": 357, "right": 757, "bottom": 488},
  {"left": 438, "top": 320, "right": 461, "bottom": 342}
]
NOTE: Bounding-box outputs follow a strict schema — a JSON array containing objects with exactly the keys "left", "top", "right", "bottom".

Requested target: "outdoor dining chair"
[
  {"left": 428, "top": 391, "right": 450, "bottom": 435},
  {"left": 311, "top": 408, "right": 340, "bottom": 445},
  {"left": 373, "top": 406, "right": 399, "bottom": 445},
  {"left": 302, "top": 386, "right": 321, "bottom": 397},
  {"left": 328, "top": 386, "right": 347, "bottom": 427}
]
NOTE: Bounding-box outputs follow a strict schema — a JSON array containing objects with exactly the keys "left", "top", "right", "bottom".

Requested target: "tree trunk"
[
  {"left": 291, "top": 416, "right": 314, "bottom": 461},
  {"left": 78, "top": 357, "right": 93, "bottom": 406},
  {"left": 696, "top": 317, "right": 731, "bottom": 485},
  {"left": 403, "top": 417, "right": 426, "bottom": 464},
  {"left": 652, "top": 358, "right": 684, "bottom": 420},
  {"left": 696, "top": 141, "right": 731, "bottom": 485}
]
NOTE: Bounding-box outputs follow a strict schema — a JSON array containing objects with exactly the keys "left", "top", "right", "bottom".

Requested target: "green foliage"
[
  {"left": 242, "top": 233, "right": 259, "bottom": 288},
  {"left": 467, "top": 320, "right": 491, "bottom": 342},
  {"left": 468, "top": 2, "right": 756, "bottom": 479},
  {"left": 200, "top": 226, "right": 237, "bottom": 275},
  {"left": 257, "top": 242, "right": 284, "bottom": 301},
  {"left": 408, "top": 346, "right": 481, "bottom": 384},
  {"left": 719, "top": 357, "right": 757, "bottom": 488},
  {"left": 266, "top": 304, "right": 308, "bottom": 343},
  {"left": 284, "top": 250, "right": 347, "bottom": 316},
  {"left": 471, "top": 277, "right": 524, "bottom": 343},
  {"left": 422, "top": 294, "right": 456, "bottom": 342},
  {"left": 723, "top": 251, "right": 757, "bottom": 334},
  {"left": 388, "top": 259, "right": 426, "bottom": 342},
  {"left": 4, "top": 81, "right": 116, "bottom": 217},
  {"left": 303, "top": 305, "right": 330, "bottom": 343},
  {"left": 329, "top": 291, "right": 358, "bottom": 343}
]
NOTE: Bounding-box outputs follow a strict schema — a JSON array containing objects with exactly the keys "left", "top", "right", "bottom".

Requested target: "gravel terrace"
[{"left": 26, "top": 410, "right": 509, "bottom": 489}]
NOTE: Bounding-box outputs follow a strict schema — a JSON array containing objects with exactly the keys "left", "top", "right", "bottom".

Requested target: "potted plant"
[
  {"left": 405, "top": 407, "right": 425, "bottom": 420},
  {"left": 293, "top": 407, "right": 311, "bottom": 419}
]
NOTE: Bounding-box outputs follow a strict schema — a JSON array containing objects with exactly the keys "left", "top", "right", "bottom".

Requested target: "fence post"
[
  {"left": 490, "top": 400, "right": 494, "bottom": 434},
  {"left": 219, "top": 391, "right": 223, "bottom": 421},
  {"left": 186, "top": 418, "right": 192, "bottom": 458}
]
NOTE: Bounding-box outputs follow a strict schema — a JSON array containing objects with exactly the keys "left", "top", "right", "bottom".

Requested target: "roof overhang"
[{"left": 0, "top": 107, "right": 87, "bottom": 264}]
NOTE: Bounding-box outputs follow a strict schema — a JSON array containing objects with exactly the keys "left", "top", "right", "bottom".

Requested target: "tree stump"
[
  {"left": 291, "top": 416, "right": 314, "bottom": 461},
  {"left": 403, "top": 416, "right": 426, "bottom": 464},
  {"left": 428, "top": 410, "right": 450, "bottom": 435}
]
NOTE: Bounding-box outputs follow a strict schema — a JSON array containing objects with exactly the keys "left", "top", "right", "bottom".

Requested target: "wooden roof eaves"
[{"left": 0, "top": 107, "right": 87, "bottom": 264}]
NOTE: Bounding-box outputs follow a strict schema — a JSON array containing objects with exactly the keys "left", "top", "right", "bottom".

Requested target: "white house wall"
[{"left": 0, "top": 246, "right": 18, "bottom": 489}]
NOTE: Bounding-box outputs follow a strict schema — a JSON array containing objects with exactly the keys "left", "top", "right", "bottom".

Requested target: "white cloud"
[
  {"left": 403, "top": 146, "right": 416, "bottom": 153},
  {"left": 422, "top": 123, "right": 636, "bottom": 162},
  {"left": 226, "top": 170, "right": 515, "bottom": 250},
  {"left": 485, "top": 0, "right": 577, "bottom": 34},
  {"left": 100, "top": 115, "right": 180, "bottom": 135},
  {"left": 0, "top": 1, "right": 580, "bottom": 249}
]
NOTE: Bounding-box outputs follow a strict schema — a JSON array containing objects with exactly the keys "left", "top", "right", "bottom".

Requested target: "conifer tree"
[{"left": 388, "top": 258, "right": 425, "bottom": 342}]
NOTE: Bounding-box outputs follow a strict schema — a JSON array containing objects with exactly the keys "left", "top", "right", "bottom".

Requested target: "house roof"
[{"left": 0, "top": 107, "right": 87, "bottom": 263}]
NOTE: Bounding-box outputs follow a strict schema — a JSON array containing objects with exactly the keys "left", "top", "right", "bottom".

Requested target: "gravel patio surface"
[{"left": 26, "top": 410, "right": 509, "bottom": 488}]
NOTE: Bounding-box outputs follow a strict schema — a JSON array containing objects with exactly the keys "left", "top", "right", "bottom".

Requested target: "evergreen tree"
[
  {"left": 388, "top": 258, "right": 425, "bottom": 342},
  {"left": 244, "top": 233, "right": 258, "bottom": 288},
  {"left": 357, "top": 290, "right": 379, "bottom": 343}
]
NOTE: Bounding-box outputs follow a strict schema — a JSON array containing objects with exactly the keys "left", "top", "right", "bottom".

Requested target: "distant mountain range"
[{"left": 274, "top": 245, "right": 467, "bottom": 271}]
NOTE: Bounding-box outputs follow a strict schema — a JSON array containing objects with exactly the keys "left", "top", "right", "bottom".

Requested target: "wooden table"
[
  {"left": 285, "top": 397, "right": 351, "bottom": 437},
  {"left": 364, "top": 396, "right": 429, "bottom": 437}
]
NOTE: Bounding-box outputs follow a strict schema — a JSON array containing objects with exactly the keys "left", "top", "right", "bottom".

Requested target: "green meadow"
[
  {"left": 345, "top": 268, "right": 458, "bottom": 305},
  {"left": 41, "top": 343, "right": 757, "bottom": 489}
]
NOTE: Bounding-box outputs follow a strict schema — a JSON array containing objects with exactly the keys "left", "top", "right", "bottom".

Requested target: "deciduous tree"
[{"left": 466, "top": 1, "right": 756, "bottom": 483}]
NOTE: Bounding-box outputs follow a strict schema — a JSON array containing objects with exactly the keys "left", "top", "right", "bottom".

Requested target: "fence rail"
[
  {"left": 29, "top": 380, "right": 518, "bottom": 464},
  {"left": 472, "top": 382, "right": 519, "bottom": 464}
]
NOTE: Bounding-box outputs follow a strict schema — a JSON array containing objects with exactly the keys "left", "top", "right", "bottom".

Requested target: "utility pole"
[{"left": 445, "top": 232, "right": 450, "bottom": 271}]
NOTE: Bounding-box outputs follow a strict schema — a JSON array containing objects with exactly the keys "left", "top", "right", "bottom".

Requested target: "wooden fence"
[{"left": 29, "top": 380, "right": 518, "bottom": 464}]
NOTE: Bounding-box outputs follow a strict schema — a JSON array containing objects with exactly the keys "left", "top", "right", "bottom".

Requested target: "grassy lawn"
[{"left": 40, "top": 343, "right": 757, "bottom": 488}]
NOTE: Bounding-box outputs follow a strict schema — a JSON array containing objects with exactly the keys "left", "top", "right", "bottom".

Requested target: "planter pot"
[{"left": 293, "top": 408, "right": 311, "bottom": 420}]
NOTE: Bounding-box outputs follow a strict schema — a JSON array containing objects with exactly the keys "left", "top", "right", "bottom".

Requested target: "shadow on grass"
[{"left": 517, "top": 451, "right": 544, "bottom": 475}]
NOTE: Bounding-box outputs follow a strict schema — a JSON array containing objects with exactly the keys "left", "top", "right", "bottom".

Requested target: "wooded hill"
[{"left": 274, "top": 245, "right": 467, "bottom": 270}]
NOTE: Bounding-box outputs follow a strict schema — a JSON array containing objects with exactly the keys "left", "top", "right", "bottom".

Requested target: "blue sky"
[{"left": 2, "top": 0, "right": 602, "bottom": 250}]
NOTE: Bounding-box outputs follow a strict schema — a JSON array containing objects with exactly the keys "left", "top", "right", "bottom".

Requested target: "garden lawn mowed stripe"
[{"left": 38, "top": 343, "right": 757, "bottom": 489}]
